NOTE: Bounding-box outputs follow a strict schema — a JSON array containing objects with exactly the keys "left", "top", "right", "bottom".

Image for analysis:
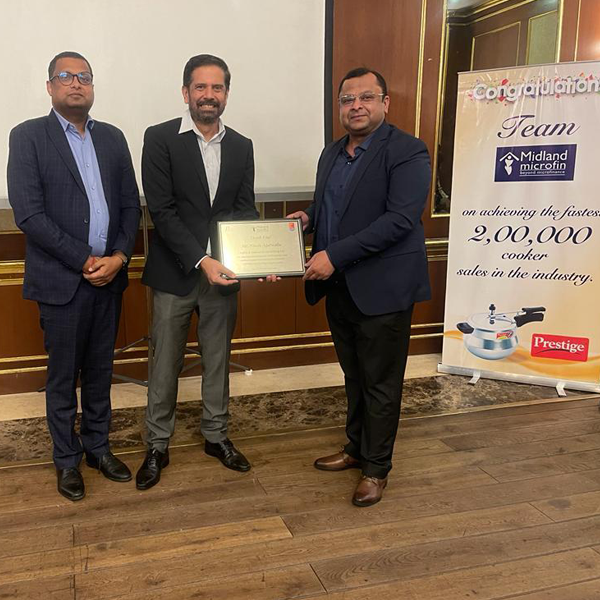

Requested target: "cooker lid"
[{"left": 469, "top": 312, "right": 514, "bottom": 331}]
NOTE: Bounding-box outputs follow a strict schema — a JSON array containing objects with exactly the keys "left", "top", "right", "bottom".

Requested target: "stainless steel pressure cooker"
[{"left": 457, "top": 304, "right": 546, "bottom": 360}]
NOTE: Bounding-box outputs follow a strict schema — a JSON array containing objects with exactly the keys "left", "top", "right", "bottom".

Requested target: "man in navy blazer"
[
  {"left": 7, "top": 51, "right": 141, "bottom": 501},
  {"left": 289, "top": 68, "right": 431, "bottom": 507}
]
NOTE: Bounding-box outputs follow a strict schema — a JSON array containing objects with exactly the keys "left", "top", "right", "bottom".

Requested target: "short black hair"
[
  {"left": 338, "top": 67, "right": 387, "bottom": 97},
  {"left": 48, "top": 51, "right": 93, "bottom": 80},
  {"left": 183, "top": 54, "right": 231, "bottom": 90}
]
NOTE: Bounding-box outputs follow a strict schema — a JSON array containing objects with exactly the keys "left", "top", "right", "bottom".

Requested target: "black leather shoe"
[
  {"left": 136, "top": 448, "right": 169, "bottom": 490},
  {"left": 57, "top": 467, "right": 85, "bottom": 501},
  {"left": 204, "top": 439, "right": 251, "bottom": 472},
  {"left": 86, "top": 451, "right": 132, "bottom": 482}
]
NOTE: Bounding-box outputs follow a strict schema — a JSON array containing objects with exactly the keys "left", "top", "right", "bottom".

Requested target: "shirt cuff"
[{"left": 195, "top": 255, "right": 209, "bottom": 269}]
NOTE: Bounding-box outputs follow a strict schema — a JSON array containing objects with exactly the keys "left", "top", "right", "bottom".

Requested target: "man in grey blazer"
[
  {"left": 7, "top": 51, "right": 141, "bottom": 501},
  {"left": 136, "top": 54, "right": 258, "bottom": 490}
]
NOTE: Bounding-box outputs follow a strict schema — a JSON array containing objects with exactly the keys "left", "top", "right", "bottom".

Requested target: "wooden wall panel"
[
  {"left": 0, "top": 233, "right": 25, "bottom": 260},
  {"left": 0, "top": 286, "right": 43, "bottom": 358},
  {"left": 332, "top": 0, "right": 423, "bottom": 138},
  {"left": 559, "top": 0, "right": 580, "bottom": 60},
  {"left": 294, "top": 278, "right": 330, "bottom": 334},
  {"left": 472, "top": 23, "right": 521, "bottom": 70},
  {"left": 575, "top": 0, "right": 600, "bottom": 59},
  {"left": 240, "top": 278, "right": 297, "bottom": 338},
  {"left": 119, "top": 278, "right": 150, "bottom": 345},
  {"left": 413, "top": 259, "right": 447, "bottom": 328},
  {"left": 437, "top": 24, "right": 471, "bottom": 215},
  {"left": 419, "top": 0, "right": 449, "bottom": 239}
]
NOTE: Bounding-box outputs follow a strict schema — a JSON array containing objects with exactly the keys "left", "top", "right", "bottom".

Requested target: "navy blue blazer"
[
  {"left": 141, "top": 118, "right": 258, "bottom": 297},
  {"left": 7, "top": 110, "right": 141, "bottom": 305},
  {"left": 305, "top": 122, "right": 431, "bottom": 316}
]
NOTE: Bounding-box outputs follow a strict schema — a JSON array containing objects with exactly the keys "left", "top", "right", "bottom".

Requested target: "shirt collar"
[
  {"left": 53, "top": 108, "right": 94, "bottom": 132},
  {"left": 179, "top": 109, "right": 226, "bottom": 143}
]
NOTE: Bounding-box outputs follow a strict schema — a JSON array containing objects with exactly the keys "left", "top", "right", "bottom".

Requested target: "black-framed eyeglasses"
[
  {"left": 49, "top": 71, "right": 93, "bottom": 86},
  {"left": 339, "top": 92, "right": 385, "bottom": 107}
]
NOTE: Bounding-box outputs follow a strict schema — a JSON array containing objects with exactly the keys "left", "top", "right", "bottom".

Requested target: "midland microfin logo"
[
  {"left": 495, "top": 144, "right": 577, "bottom": 182},
  {"left": 531, "top": 333, "right": 589, "bottom": 362}
]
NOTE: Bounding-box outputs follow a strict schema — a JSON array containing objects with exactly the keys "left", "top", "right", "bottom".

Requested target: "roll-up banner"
[{"left": 440, "top": 61, "right": 600, "bottom": 393}]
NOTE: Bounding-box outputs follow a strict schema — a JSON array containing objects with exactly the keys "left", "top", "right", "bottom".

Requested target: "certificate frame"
[{"left": 215, "top": 219, "right": 306, "bottom": 279}]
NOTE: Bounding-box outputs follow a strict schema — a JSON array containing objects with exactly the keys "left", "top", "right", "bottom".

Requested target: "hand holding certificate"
[{"left": 214, "top": 219, "right": 306, "bottom": 279}]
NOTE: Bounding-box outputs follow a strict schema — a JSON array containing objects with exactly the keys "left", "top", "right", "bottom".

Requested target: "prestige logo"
[
  {"left": 531, "top": 333, "right": 589, "bottom": 362},
  {"left": 496, "top": 330, "right": 514, "bottom": 340},
  {"left": 495, "top": 144, "right": 577, "bottom": 182}
]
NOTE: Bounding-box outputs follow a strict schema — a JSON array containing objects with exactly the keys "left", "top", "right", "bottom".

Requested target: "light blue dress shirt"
[{"left": 53, "top": 109, "right": 110, "bottom": 256}]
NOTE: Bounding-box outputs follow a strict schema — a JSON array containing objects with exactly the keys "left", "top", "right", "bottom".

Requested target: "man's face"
[
  {"left": 182, "top": 65, "right": 229, "bottom": 125},
  {"left": 338, "top": 73, "right": 389, "bottom": 136},
  {"left": 46, "top": 57, "right": 94, "bottom": 114}
]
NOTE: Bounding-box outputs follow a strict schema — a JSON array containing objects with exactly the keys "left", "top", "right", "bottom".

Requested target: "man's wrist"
[
  {"left": 112, "top": 251, "right": 128, "bottom": 268},
  {"left": 195, "top": 255, "right": 209, "bottom": 270}
]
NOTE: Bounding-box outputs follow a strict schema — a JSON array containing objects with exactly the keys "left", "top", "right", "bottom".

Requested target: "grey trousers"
[{"left": 145, "top": 276, "right": 237, "bottom": 450}]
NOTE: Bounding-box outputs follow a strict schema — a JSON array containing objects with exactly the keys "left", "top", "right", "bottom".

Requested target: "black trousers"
[
  {"left": 325, "top": 280, "right": 413, "bottom": 479},
  {"left": 38, "top": 281, "right": 121, "bottom": 469}
]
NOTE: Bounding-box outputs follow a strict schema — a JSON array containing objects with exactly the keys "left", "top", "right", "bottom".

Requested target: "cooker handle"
[
  {"left": 457, "top": 322, "right": 474, "bottom": 334},
  {"left": 514, "top": 312, "right": 545, "bottom": 327},
  {"left": 521, "top": 306, "right": 546, "bottom": 314}
]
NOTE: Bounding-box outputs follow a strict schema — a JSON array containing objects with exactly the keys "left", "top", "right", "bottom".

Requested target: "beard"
[{"left": 189, "top": 99, "right": 224, "bottom": 125}]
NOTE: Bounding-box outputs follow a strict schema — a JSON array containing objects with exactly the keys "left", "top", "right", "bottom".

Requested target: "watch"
[{"left": 113, "top": 252, "right": 128, "bottom": 267}]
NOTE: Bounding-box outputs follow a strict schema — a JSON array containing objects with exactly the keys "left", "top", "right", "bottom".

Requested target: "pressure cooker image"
[{"left": 457, "top": 304, "right": 546, "bottom": 360}]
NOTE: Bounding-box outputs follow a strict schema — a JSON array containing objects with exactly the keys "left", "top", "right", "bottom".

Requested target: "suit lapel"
[
  {"left": 212, "top": 129, "right": 235, "bottom": 213},
  {"left": 338, "top": 122, "right": 390, "bottom": 220},
  {"left": 314, "top": 138, "right": 344, "bottom": 223},
  {"left": 182, "top": 130, "right": 211, "bottom": 203},
  {"left": 46, "top": 111, "right": 87, "bottom": 197},
  {"left": 89, "top": 123, "right": 112, "bottom": 209}
]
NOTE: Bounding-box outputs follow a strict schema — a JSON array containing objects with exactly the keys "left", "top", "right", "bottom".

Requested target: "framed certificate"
[{"left": 215, "top": 219, "right": 306, "bottom": 278}]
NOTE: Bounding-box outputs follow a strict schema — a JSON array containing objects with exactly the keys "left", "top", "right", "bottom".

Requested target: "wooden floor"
[{"left": 3, "top": 396, "right": 600, "bottom": 599}]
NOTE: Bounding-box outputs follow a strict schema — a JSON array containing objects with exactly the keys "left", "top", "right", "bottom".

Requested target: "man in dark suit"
[
  {"left": 7, "top": 51, "right": 141, "bottom": 501},
  {"left": 136, "top": 54, "right": 258, "bottom": 490},
  {"left": 289, "top": 68, "right": 431, "bottom": 507}
]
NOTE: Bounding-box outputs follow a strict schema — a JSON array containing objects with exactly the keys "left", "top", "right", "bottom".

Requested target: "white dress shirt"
[{"left": 178, "top": 110, "right": 226, "bottom": 264}]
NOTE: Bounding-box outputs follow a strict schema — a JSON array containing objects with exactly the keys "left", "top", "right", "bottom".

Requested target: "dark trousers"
[
  {"left": 38, "top": 281, "right": 121, "bottom": 469},
  {"left": 325, "top": 280, "right": 413, "bottom": 479}
]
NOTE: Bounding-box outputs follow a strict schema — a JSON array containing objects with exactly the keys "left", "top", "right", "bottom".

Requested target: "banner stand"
[
  {"left": 437, "top": 363, "right": 600, "bottom": 395},
  {"left": 441, "top": 61, "right": 600, "bottom": 396}
]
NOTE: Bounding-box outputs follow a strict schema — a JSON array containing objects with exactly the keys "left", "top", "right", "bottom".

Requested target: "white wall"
[{"left": 0, "top": 0, "right": 325, "bottom": 207}]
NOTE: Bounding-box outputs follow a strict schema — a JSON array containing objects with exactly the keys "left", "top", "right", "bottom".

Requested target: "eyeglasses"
[
  {"left": 49, "top": 71, "right": 93, "bottom": 86},
  {"left": 338, "top": 92, "right": 385, "bottom": 107}
]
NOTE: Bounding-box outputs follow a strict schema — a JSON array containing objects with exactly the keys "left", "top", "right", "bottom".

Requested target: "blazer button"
[{"left": 83, "top": 218, "right": 89, "bottom": 224}]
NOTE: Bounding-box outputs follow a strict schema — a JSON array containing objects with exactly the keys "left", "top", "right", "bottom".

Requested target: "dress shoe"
[
  {"left": 86, "top": 451, "right": 132, "bottom": 482},
  {"left": 136, "top": 448, "right": 169, "bottom": 490},
  {"left": 57, "top": 467, "right": 85, "bottom": 502},
  {"left": 205, "top": 439, "right": 251, "bottom": 472},
  {"left": 314, "top": 448, "right": 361, "bottom": 471},
  {"left": 352, "top": 475, "right": 388, "bottom": 507}
]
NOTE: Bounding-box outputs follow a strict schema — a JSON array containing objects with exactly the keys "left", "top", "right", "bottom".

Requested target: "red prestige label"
[{"left": 531, "top": 333, "right": 589, "bottom": 362}]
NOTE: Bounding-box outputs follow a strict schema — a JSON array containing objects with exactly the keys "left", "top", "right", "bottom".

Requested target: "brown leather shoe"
[
  {"left": 352, "top": 475, "right": 388, "bottom": 507},
  {"left": 314, "top": 448, "right": 361, "bottom": 471}
]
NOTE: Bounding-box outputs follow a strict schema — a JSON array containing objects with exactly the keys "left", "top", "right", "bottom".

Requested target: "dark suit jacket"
[
  {"left": 141, "top": 118, "right": 258, "bottom": 296},
  {"left": 305, "top": 122, "right": 431, "bottom": 316},
  {"left": 7, "top": 111, "right": 141, "bottom": 305}
]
